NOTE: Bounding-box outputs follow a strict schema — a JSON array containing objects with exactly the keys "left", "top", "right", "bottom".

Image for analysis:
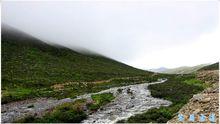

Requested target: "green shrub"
[
  {"left": 88, "top": 93, "right": 115, "bottom": 111},
  {"left": 184, "top": 79, "right": 209, "bottom": 88}
]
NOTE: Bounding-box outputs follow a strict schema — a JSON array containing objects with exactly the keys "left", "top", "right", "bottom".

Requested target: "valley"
[{"left": 1, "top": 25, "right": 219, "bottom": 123}]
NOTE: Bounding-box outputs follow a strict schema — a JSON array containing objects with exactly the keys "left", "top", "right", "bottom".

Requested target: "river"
[{"left": 1, "top": 79, "right": 172, "bottom": 123}]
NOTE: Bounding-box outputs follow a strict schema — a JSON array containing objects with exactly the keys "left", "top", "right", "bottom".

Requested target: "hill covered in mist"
[{"left": 2, "top": 24, "right": 151, "bottom": 103}]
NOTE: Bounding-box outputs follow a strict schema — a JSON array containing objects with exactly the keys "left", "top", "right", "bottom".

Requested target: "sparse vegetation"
[
  {"left": 16, "top": 93, "right": 115, "bottom": 123},
  {"left": 88, "top": 93, "right": 115, "bottom": 111},
  {"left": 16, "top": 99, "right": 88, "bottom": 123}
]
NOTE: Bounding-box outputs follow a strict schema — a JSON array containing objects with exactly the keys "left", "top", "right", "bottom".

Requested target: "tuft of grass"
[{"left": 88, "top": 93, "right": 115, "bottom": 111}]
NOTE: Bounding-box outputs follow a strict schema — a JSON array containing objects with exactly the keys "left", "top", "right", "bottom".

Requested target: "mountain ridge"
[{"left": 150, "top": 64, "right": 209, "bottom": 74}]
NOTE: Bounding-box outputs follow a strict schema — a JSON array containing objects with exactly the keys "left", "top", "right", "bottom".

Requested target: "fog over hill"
[
  {"left": 2, "top": 1, "right": 219, "bottom": 69},
  {"left": 149, "top": 67, "right": 168, "bottom": 73}
]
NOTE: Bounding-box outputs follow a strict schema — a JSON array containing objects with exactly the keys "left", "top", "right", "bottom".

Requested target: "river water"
[{"left": 82, "top": 79, "right": 172, "bottom": 123}]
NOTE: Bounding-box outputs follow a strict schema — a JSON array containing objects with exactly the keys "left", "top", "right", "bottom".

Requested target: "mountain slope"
[
  {"left": 160, "top": 64, "right": 208, "bottom": 74},
  {"left": 149, "top": 67, "right": 168, "bottom": 73},
  {"left": 199, "top": 62, "right": 219, "bottom": 71},
  {"left": 2, "top": 25, "right": 149, "bottom": 85},
  {"left": 1, "top": 24, "right": 151, "bottom": 103}
]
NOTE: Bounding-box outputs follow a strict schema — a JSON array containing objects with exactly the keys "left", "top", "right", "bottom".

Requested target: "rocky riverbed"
[
  {"left": 1, "top": 79, "right": 172, "bottom": 123},
  {"left": 82, "top": 80, "right": 172, "bottom": 123}
]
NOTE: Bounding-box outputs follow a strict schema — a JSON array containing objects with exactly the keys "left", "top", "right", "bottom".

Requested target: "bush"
[
  {"left": 184, "top": 79, "right": 209, "bottom": 88},
  {"left": 88, "top": 93, "right": 115, "bottom": 111}
]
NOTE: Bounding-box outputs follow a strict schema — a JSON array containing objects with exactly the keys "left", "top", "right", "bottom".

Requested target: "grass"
[
  {"left": 2, "top": 26, "right": 153, "bottom": 104},
  {"left": 183, "top": 79, "right": 210, "bottom": 88},
  {"left": 88, "top": 93, "right": 115, "bottom": 111},
  {"left": 119, "top": 74, "right": 207, "bottom": 123},
  {"left": 2, "top": 88, "right": 34, "bottom": 103}
]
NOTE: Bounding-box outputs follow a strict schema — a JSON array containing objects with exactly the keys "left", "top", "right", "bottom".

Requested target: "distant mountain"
[
  {"left": 149, "top": 67, "right": 168, "bottom": 73},
  {"left": 155, "top": 64, "right": 208, "bottom": 74}
]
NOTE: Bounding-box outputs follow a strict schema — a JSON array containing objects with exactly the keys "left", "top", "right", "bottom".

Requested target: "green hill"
[
  {"left": 198, "top": 62, "right": 219, "bottom": 71},
  {"left": 2, "top": 24, "right": 151, "bottom": 103}
]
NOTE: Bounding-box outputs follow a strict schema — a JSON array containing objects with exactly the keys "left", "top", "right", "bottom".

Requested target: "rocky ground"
[
  {"left": 1, "top": 98, "right": 74, "bottom": 123},
  {"left": 168, "top": 70, "right": 219, "bottom": 123},
  {"left": 196, "top": 70, "right": 219, "bottom": 84}
]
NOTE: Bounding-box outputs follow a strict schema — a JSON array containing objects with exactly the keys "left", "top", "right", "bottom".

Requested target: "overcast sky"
[{"left": 2, "top": 0, "right": 219, "bottom": 69}]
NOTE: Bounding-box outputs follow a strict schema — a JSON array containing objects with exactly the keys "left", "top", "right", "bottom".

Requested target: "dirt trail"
[{"left": 51, "top": 76, "right": 144, "bottom": 91}]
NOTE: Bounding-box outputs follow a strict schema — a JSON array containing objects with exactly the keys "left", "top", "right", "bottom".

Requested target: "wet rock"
[
  {"left": 60, "top": 98, "right": 72, "bottom": 103},
  {"left": 192, "top": 94, "right": 204, "bottom": 101},
  {"left": 201, "top": 98, "right": 211, "bottom": 103}
]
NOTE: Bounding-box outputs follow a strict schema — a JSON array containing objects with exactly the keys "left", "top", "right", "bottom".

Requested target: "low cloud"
[{"left": 2, "top": 1, "right": 219, "bottom": 69}]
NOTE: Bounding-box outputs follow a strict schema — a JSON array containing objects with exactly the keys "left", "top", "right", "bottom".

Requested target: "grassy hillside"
[
  {"left": 1, "top": 25, "right": 151, "bottom": 103},
  {"left": 199, "top": 62, "right": 219, "bottom": 71},
  {"left": 161, "top": 64, "right": 208, "bottom": 74}
]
